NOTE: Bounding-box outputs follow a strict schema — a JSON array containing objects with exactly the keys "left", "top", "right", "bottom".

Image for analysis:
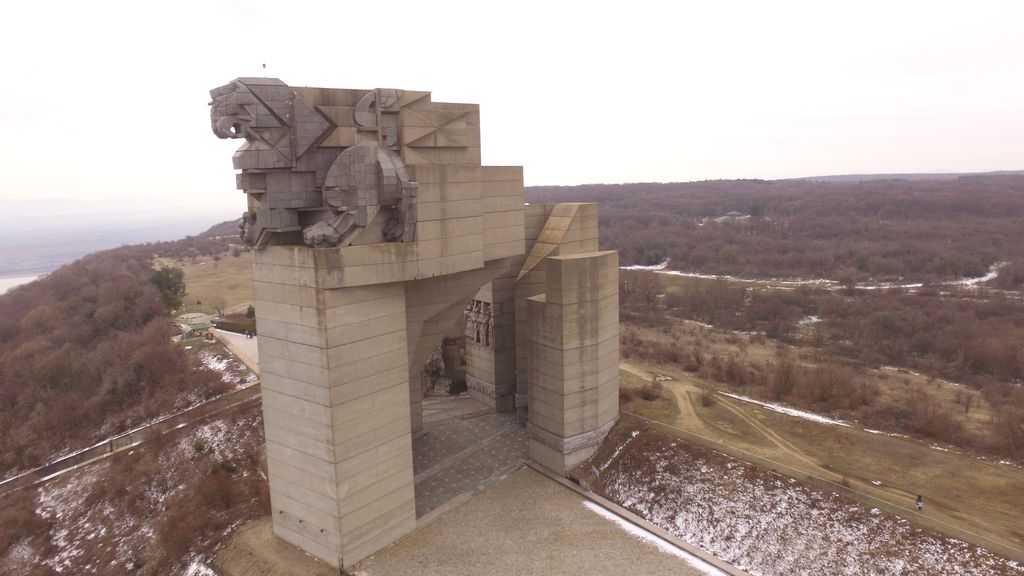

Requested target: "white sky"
[{"left": 1, "top": 0, "right": 1021, "bottom": 221}]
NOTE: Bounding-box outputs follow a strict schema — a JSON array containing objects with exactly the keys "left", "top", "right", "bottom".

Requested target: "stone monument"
[{"left": 210, "top": 78, "right": 619, "bottom": 570}]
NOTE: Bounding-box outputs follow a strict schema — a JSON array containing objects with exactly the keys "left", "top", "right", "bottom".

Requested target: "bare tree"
[
  {"left": 620, "top": 270, "right": 663, "bottom": 310},
  {"left": 209, "top": 296, "right": 227, "bottom": 318},
  {"left": 770, "top": 351, "right": 800, "bottom": 401}
]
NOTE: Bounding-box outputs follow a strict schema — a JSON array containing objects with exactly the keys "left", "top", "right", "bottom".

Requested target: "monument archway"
[{"left": 210, "top": 78, "right": 619, "bottom": 570}]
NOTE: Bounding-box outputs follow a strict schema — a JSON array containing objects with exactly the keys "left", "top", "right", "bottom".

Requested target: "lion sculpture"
[{"left": 210, "top": 78, "right": 419, "bottom": 248}]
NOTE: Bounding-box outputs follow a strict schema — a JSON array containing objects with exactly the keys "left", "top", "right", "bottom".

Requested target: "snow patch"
[
  {"left": 621, "top": 259, "right": 671, "bottom": 271},
  {"left": 864, "top": 429, "right": 909, "bottom": 438},
  {"left": 797, "top": 315, "right": 821, "bottom": 326},
  {"left": 719, "top": 392, "right": 851, "bottom": 427},
  {"left": 184, "top": 559, "right": 218, "bottom": 576},
  {"left": 597, "top": 433, "right": 1024, "bottom": 576},
  {"left": 198, "top": 348, "right": 257, "bottom": 387},
  {"left": 599, "top": 430, "right": 640, "bottom": 472},
  {"left": 583, "top": 501, "right": 729, "bottom": 576},
  {"left": 945, "top": 262, "right": 1007, "bottom": 287}
]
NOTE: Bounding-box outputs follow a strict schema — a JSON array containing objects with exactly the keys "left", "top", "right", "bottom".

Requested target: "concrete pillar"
[
  {"left": 465, "top": 273, "right": 518, "bottom": 411},
  {"left": 255, "top": 249, "right": 416, "bottom": 568},
  {"left": 513, "top": 203, "right": 599, "bottom": 421},
  {"left": 527, "top": 251, "right": 619, "bottom": 473}
]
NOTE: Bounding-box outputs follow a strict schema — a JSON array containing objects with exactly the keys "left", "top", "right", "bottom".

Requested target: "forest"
[
  {"left": 527, "top": 174, "right": 1024, "bottom": 285},
  {"left": 0, "top": 224, "right": 237, "bottom": 476},
  {"left": 619, "top": 273, "right": 1024, "bottom": 457},
  {"left": 596, "top": 176, "right": 1024, "bottom": 457}
]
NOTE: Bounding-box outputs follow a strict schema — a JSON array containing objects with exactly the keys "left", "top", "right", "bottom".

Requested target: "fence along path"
[{"left": 0, "top": 382, "right": 261, "bottom": 498}]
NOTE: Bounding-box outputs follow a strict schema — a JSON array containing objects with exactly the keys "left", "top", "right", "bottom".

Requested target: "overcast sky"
[{"left": 1, "top": 0, "right": 1021, "bottom": 222}]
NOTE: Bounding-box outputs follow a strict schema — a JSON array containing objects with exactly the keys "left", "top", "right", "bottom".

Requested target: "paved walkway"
[
  {"left": 212, "top": 329, "right": 259, "bottom": 373},
  {"left": 217, "top": 395, "right": 724, "bottom": 576},
  {"left": 355, "top": 467, "right": 714, "bottom": 576},
  {"left": 413, "top": 395, "right": 527, "bottom": 518}
]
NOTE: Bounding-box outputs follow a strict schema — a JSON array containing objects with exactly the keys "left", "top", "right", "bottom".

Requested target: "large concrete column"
[
  {"left": 527, "top": 251, "right": 620, "bottom": 472},
  {"left": 513, "top": 204, "right": 599, "bottom": 420},
  {"left": 210, "top": 80, "right": 529, "bottom": 569},
  {"left": 255, "top": 248, "right": 416, "bottom": 568}
]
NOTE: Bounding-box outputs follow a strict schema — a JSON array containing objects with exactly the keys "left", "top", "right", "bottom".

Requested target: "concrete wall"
[
  {"left": 513, "top": 203, "right": 599, "bottom": 418},
  {"left": 526, "top": 251, "right": 619, "bottom": 472},
  {"left": 255, "top": 250, "right": 416, "bottom": 568}
]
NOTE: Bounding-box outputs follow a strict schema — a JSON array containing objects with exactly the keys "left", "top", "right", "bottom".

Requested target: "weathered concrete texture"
[
  {"left": 404, "top": 258, "right": 517, "bottom": 433},
  {"left": 257, "top": 274, "right": 416, "bottom": 568},
  {"left": 527, "top": 251, "right": 620, "bottom": 472},
  {"left": 213, "top": 78, "right": 620, "bottom": 570},
  {"left": 211, "top": 78, "right": 525, "bottom": 259},
  {"left": 253, "top": 243, "right": 522, "bottom": 567},
  {"left": 513, "top": 203, "right": 599, "bottom": 417},
  {"left": 222, "top": 81, "right": 530, "bottom": 569},
  {"left": 464, "top": 273, "right": 517, "bottom": 411},
  {"left": 354, "top": 468, "right": 708, "bottom": 576}
]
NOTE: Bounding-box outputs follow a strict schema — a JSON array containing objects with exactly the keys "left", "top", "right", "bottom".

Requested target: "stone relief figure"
[
  {"left": 209, "top": 78, "right": 417, "bottom": 249},
  {"left": 465, "top": 300, "right": 495, "bottom": 349}
]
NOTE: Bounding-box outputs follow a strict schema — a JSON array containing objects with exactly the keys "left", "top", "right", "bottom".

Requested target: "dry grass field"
[
  {"left": 622, "top": 320, "right": 998, "bottom": 439},
  {"left": 157, "top": 252, "right": 254, "bottom": 316},
  {"left": 618, "top": 352, "right": 1024, "bottom": 560}
]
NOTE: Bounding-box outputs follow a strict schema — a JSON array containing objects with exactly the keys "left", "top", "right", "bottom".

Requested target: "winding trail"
[{"left": 617, "top": 360, "right": 1013, "bottom": 553}]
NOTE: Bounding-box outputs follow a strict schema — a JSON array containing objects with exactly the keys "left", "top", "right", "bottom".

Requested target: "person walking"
[{"left": 916, "top": 495, "right": 924, "bottom": 511}]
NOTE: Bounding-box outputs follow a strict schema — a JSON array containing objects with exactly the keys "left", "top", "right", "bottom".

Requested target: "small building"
[
  {"left": 714, "top": 211, "right": 751, "bottom": 224},
  {"left": 175, "top": 313, "right": 214, "bottom": 340}
]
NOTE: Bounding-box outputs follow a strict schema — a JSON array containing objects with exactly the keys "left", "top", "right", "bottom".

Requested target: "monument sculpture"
[{"left": 210, "top": 78, "right": 620, "bottom": 570}]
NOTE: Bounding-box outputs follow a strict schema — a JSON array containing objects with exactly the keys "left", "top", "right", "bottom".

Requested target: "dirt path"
[
  {"left": 620, "top": 360, "right": 1016, "bottom": 555},
  {"left": 713, "top": 394, "right": 830, "bottom": 473},
  {"left": 622, "top": 362, "right": 822, "bottom": 472},
  {"left": 621, "top": 362, "right": 706, "bottom": 434}
]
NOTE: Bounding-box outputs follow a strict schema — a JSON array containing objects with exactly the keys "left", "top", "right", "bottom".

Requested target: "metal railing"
[{"left": 0, "top": 382, "right": 261, "bottom": 497}]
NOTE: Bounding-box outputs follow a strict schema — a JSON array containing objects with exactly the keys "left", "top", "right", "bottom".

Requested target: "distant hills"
[
  {"left": 4, "top": 169, "right": 1020, "bottom": 278},
  {"left": 794, "top": 169, "right": 1024, "bottom": 183}
]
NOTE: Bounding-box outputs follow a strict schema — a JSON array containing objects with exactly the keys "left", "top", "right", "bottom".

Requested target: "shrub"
[{"left": 639, "top": 381, "right": 664, "bottom": 401}]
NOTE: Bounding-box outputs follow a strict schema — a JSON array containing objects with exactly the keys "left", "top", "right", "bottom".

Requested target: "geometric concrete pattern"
[{"left": 210, "top": 78, "right": 617, "bottom": 570}]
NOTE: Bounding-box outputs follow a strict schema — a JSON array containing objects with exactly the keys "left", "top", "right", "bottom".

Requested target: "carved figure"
[
  {"left": 465, "top": 299, "right": 495, "bottom": 349},
  {"left": 210, "top": 78, "right": 417, "bottom": 248}
]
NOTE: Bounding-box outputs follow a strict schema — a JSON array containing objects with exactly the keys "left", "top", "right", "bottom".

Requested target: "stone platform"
[
  {"left": 216, "top": 394, "right": 528, "bottom": 576},
  {"left": 413, "top": 394, "right": 527, "bottom": 518},
  {"left": 354, "top": 467, "right": 712, "bottom": 576}
]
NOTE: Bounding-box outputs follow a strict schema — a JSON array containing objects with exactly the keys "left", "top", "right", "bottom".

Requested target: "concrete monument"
[{"left": 210, "top": 78, "right": 619, "bottom": 570}]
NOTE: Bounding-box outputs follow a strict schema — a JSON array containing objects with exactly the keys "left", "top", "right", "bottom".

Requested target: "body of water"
[{"left": 0, "top": 275, "right": 40, "bottom": 295}]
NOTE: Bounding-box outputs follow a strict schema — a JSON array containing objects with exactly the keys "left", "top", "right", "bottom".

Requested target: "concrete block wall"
[
  {"left": 526, "top": 251, "right": 620, "bottom": 472},
  {"left": 255, "top": 249, "right": 417, "bottom": 568},
  {"left": 513, "top": 204, "right": 599, "bottom": 418}
]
